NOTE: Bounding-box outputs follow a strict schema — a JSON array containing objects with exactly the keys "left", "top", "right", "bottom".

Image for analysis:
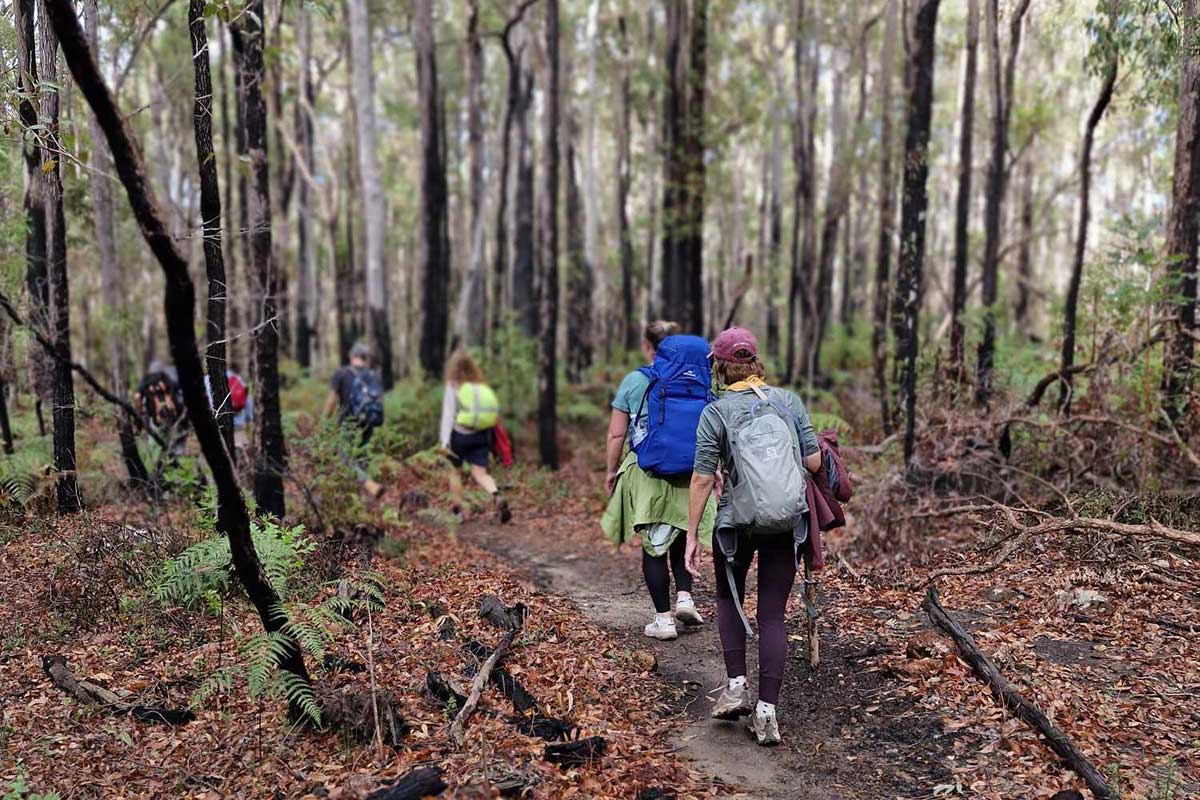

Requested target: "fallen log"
[
  {"left": 923, "top": 587, "right": 1117, "bottom": 800},
  {"left": 42, "top": 655, "right": 194, "bottom": 725},
  {"left": 449, "top": 628, "right": 517, "bottom": 746},
  {"left": 545, "top": 735, "right": 607, "bottom": 768},
  {"left": 512, "top": 713, "right": 579, "bottom": 742},
  {"left": 425, "top": 670, "right": 467, "bottom": 710},
  {"left": 364, "top": 767, "right": 447, "bottom": 800}
]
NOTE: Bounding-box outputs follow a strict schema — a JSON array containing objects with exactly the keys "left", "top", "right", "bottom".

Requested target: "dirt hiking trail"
[{"left": 463, "top": 512, "right": 955, "bottom": 799}]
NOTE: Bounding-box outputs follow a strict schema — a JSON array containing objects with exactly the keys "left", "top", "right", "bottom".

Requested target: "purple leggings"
[{"left": 713, "top": 531, "right": 797, "bottom": 704}]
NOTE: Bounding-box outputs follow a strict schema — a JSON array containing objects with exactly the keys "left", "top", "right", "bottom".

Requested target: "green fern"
[{"left": 809, "top": 411, "right": 853, "bottom": 437}]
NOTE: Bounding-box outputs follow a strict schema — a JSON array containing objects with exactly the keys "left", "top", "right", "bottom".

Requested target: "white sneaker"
[
  {"left": 748, "top": 706, "right": 782, "bottom": 746},
  {"left": 711, "top": 683, "right": 752, "bottom": 720},
  {"left": 643, "top": 617, "right": 678, "bottom": 641},
  {"left": 674, "top": 596, "right": 704, "bottom": 626}
]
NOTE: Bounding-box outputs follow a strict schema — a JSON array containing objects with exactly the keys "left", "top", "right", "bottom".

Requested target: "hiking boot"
[
  {"left": 710, "top": 683, "right": 752, "bottom": 720},
  {"left": 674, "top": 596, "right": 704, "bottom": 627},
  {"left": 748, "top": 706, "right": 782, "bottom": 746},
  {"left": 643, "top": 617, "right": 678, "bottom": 641},
  {"left": 496, "top": 496, "right": 512, "bottom": 524}
]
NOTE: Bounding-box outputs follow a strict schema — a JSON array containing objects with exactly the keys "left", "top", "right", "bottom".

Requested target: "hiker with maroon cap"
[{"left": 684, "top": 326, "right": 822, "bottom": 746}]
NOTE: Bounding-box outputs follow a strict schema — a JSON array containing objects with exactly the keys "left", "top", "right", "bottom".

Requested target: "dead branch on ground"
[
  {"left": 449, "top": 628, "right": 517, "bottom": 746},
  {"left": 42, "top": 654, "right": 194, "bottom": 725}
]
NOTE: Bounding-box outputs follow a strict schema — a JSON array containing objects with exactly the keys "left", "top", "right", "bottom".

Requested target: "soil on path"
[{"left": 462, "top": 513, "right": 955, "bottom": 799}]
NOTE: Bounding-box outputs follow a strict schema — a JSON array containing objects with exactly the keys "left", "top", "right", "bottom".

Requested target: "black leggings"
[
  {"left": 642, "top": 533, "right": 693, "bottom": 613},
  {"left": 713, "top": 531, "right": 797, "bottom": 705}
]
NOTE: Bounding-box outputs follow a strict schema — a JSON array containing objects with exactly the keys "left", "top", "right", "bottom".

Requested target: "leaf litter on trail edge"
[{"left": 0, "top": 509, "right": 719, "bottom": 799}]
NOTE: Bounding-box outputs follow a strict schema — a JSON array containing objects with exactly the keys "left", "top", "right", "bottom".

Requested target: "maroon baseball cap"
[{"left": 711, "top": 327, "right": 759, "bottom": 363}]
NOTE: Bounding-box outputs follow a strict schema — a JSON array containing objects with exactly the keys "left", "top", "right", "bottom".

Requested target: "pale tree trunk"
[
  {"left": 660, "top": 0, "right": 687, "bottom": 327},
  {"left": 1060, "top": 22, "right": 1117, "bottom": 413},
  {"left": 872, "top": 0, "right": 898, "bottom": 432},
  {"left": 452, "top": 0, "right": 486, "bottom": 348},
  {"left": 950, "top": 0, "right": 979, "bottom": 382},
  {"left": 975, "top": 0, "right": 1032, "bottom": 408},
  {"left": 811, "top": 64, "right": 850, "bottom": 382},
  {"left": 538, "top": 0, "right": 561, "bottom": 469},
  {"left": 415, "top": 0, "right": 450, "bottom": 377},
  {"left": 1162, "top": 0, "right": 1200, "bottom": 423},
  {"left": 295, "top": 2, "right": 316, "bottom": 369},
  {"left": 86, "top": 0, "right": 148, "bottom": 485},
  {"left": 682, "top": 0, "right": 708, "bottom": 333},
  {"left": 895, "top": 0, "right": 942, "bottom": 464},
  {"left": 39, "top": 1, "right": 80, "bottom": 514},
  {"left": 840, "top": 12, "right": 878, "bottom": 331},
  {"left": 349, "top": 0, "right": 394, "bottom": 386}
]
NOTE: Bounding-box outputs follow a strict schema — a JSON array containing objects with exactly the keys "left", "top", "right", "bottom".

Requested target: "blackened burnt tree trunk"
[
  {"left": 16, "top": 0, "right": 50, "bottom": 439},
  {"left": 785, "top": 0, "right": 813, "bottom": 385},
  {"left": 1060, "top": 13, "right": 1117, "bottom": 413},
  {"left": 617, "top": 14, "right": 637, "bottom": 350},
  {"left": 416, "top": 0, "right": 450, "bottom": 377},
  {"left": 189, "top": 0, "right": 233, "bottom": 453},
  {"left": 1162, "top": 0, "right": 1200, "bottom": 423},
  {"left": 660, "top": 0, "right": 687, "bottom": 327},
  {"left": 513, "top": 66, "right": 537, "bottom": 337},
  {"left": 86, "top": 0, "right": 148, "bottom": 484},
  {"left": 236, "top": 0, "right": 286, "bottom": 519},
  {"left": 872, "top": 0, "right": 898, "bottom": 431},
  {"left": 895, "top": 0, "right": 941, "bottom": 465},
  {"left": 539, "top": 0, "right": 561, "bottom": 469},
  {"left": 566, "top": 112, "right": 594, "bottom": 382},
  {"left": 43, "top": 0, "right": 315, "bottom": 714},
  {"left": 974, "top": 0, "right": 1032, "bottom": 408},
  {"left": 349, "top": 0, "right": 394, "bottom": 387},
  {"left": 681, "top": 0, "right": 708, "bottom": 334},
  {"left": 39, "top": 5, "right": 80, "bottom": 514},
  {"left": 950, "top": 0, "right": 979, "bottom": 383},
  {"left": 1013, "top": 155, "right": 1035, "bottom": 326}
]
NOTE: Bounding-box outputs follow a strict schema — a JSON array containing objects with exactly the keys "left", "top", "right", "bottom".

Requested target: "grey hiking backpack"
[{"left": 714, "top": 385, "right": 808, "bottom": 533}]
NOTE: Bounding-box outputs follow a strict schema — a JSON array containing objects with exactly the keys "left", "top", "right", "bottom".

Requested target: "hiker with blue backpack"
[
  {"left": 684, "top": 327, "right": 822, "bottom": 747},
  {"left": 325, "top": 341, "right": 386, "bottom": 497},
  {"left": 439, "top": 350, "right": 511, "bottom": 524},
  {"left": 602, "top": 321, "right": 715, "bottom": 642}
]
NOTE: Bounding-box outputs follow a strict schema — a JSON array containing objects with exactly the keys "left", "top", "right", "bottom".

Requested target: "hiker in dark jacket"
[
  {"left": 325, "top": 341, "right": 385, "bottom": 445},
  {"left": 684, "top": 327, "right": 821, "bottom": 747},
  {"left": 601, "top": 321, "right": 715, "bottom": 642}
]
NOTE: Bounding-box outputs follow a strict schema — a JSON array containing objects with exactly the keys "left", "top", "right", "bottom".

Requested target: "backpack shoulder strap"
[{"left": 631, "top": 367, "right": 660, "bottom": 423}]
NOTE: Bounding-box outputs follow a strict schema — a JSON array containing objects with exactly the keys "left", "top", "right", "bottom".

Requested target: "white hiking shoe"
[
  {"left": 711, "top": 683, "right": 752, "bottom": 720},
  {"left": 674, "top": 596, "right": 704, "bottom": 627},
  {"left": 748, "top": 706, "right": 782, "bottom": 746},
  {"left": 643, "top": 617, "right": 678, "bottom": 641}
]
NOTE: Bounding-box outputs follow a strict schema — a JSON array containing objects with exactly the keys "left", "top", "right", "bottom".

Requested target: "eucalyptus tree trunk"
[
  {"left": 1013, "top": 156, "right": 1035, "bottom": 328},
  {"left": 950, "top": 0, "right": 979, "bottom": 382},
  {"left": 235, "top": 0, "right": 287, "bottom": 519},
  {"left": 189, "top": 0, "right": 234, "bottom": 453},
  {"left": 1060, "top": 31, "right": 1117, "bottom": 413},
  {"left": 765, "top": 115, "right": 784, "bottom": 359},
  {"left": 513, "top": 66, "right": 537, "bottom": 337},
  {"left": 539, "top": 0, "right": 561, "bottom": 470},
  {"left": 86, "top": 0, "right": 148, "bottom": 484},
  {"left": 1162, "top": 0, "right": 1200, "bottom": 423},
  {"left": 975, "top": 0, "right": 1033, "bottom": 408},
  {"left": 812, "top": 65, "right": 850, "bottom": 381},
  {"left": 415, "top": 0, "right": 450, "bottom": 377},
  {"left": 16, "top": 0, "right": 51, "bottom": 437},
  {"left": 872, "top": 0, "right": 898, "bottom": 432},
  {"left": 616, "top": 14, "right": 637, "bottom": 351},
  {"left": 452, "top": 0, "right": 486, "bottom": 347},
  {"left": 349, "top": 0, "right": 394, "bottom": 386},
  {"left": 566, "top": 121, "right": 594, "bottom": 384},
  {"left": 681, "top": 0, "right": 708, "bottom": 334},
  {"left": 295, "top": 2, "right": 315, "bottom": 369},
  {"left": 840, "top": 12, "right": 878, "bottom": 331},
  {"left": 660, "top": 0, "right": 687, "bottom": 328},
  {"left": 895, "top": 0, "right": 942, "bottom": 464},
  {"left": 39, "top": 3, "right": 80, "bottom": 513}
]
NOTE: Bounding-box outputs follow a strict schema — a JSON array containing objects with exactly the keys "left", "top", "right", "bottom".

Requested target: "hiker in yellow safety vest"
[{"left": 438, "top": 350, "right": 511, "bottom": 524}]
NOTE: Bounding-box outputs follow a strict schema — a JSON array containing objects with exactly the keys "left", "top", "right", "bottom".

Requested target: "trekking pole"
[{"left": 803, "top": 560, "right": 819, "bottom": 668}]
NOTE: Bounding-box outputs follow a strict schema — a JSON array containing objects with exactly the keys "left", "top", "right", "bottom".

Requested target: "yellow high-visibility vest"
[{"left": 456, "top": 382, "right": 499, "bottom": 430}]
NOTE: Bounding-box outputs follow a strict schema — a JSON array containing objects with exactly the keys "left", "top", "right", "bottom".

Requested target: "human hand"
[
  {"left": 605, "top": 471, "right": 618, "bottom": 495},
  {"left": 685, "top": 533, "right": 703, "bottom": 578}
]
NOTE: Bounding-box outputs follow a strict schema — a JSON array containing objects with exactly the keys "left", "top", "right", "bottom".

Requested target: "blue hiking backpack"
[
  {"left": 347, "top": 367, "right": 385, "bottom": 428},
  {"left": 631, "top": 335, "right": 713, "bottom": 477}
]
